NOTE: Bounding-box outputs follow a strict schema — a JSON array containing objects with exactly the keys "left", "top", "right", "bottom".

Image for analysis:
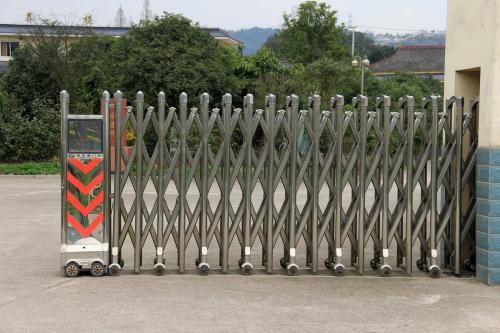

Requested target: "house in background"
[
  {"left": 371, "top": 45, "right": 445, "bottom": 81},
  {"left": 0, "top": 23, "right": 240, "bottom": 73}
]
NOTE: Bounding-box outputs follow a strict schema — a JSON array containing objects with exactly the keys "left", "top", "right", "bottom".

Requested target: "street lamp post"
[{"left": 352, "top": 56, "right": 370, "bottom": 96}]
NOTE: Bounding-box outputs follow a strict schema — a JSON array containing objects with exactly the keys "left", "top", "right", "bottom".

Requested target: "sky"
[{"left": 0, "top": 0, "right": 447, "bottom": 32}]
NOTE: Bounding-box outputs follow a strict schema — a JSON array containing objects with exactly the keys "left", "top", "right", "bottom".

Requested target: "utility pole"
[
  {"left": 351, "top": 26, "right": 356, "bottom": 56},
  {"left": 348, "top": 14, "right": 355, "bottom": 56},
  {"left": 115, "top": 5, "right": 126, "bottom": 27},
  {"left": 141, "top": 0, "right": 153, "bottom": 21}
]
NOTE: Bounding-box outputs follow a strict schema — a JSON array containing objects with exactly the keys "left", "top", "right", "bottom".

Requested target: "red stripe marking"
[
  {"left": 67, "top": 171, "right": 104, "bottom": 195},
  {"left": 67, "top": 212, "right": 104, "bottom": 238},
  {"left": 67, "top": 191, "right": 104, "bottom": 216},
  {"left": 68, "top": 158, "right": 102, "bottom": 174}
]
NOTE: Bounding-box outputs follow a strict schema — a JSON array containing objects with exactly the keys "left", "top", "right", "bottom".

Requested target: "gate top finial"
[{"left": 158, "top": 91, "right": 165, "bottom": 103}]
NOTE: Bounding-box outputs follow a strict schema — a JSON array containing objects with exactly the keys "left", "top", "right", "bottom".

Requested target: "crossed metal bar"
[{"left": 105, "top": 91, "right": 477, "bottom": 277}]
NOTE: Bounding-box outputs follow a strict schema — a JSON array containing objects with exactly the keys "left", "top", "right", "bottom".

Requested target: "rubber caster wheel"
[
  {"left": 287, "top": 263, "right": 299, "bottom": 276},
  {"left": 195, "top": 258, "right": 201, "bottom": 267},
  {"left": 280, "top": 257, "right": 287, "bottom": 269},
  {"left": 241, "top": 262, "right": 253, "bottom": 275},
  {"left": 238, "top": 259, "right": 243, "bottom": 268},
  {"left": 380, "top": 264, "right": 392, "bottom": 277},
  {"left": 333, "top": 264, "right": 345, "bottom": 276},
  {"left": 90, "top": 261, "right": 105, "bottom": 277},
  {"left": 463, "top": 258, "right": 471, "bottom": 271},
  {"left": 428, "top": 265, "right": 441, "bottom": 278},
  {"left": 119, "top": 258, "right": 125, "bottom": 268},
  {"left": 416, "top": 258, "right": 424, "bottom": 271},
  {"left": 324, "top": 258, "right": 333, "bottom": 270},
  {"left": 64, "top": 261, "right": 80, "bottom": 278},
  {"left": 108, "top": 263, "right": 121, "bottom": 276},
  {"left": 154, "top": 263, "right": 166, "bottom": 276},
  {"left": 370, "top": 258, "right": 378, "bottom": 270},
  {"left": 198, "top": 262, "right": 210, "bottom": 275}
]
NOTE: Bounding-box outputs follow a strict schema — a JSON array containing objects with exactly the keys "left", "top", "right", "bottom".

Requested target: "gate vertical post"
[
  {"left": 111, "top": 91, "right": 123, "bottom": 271},
  {"left": 381, "top": 96, "right": 392, "bottom": 273},
  {"left": 179, "top": 92, "right": 188, "bottom": 273},
  {"left": 134, "top": 91, "right": 144, "bottom": 273},
  {"left": 454, "top": 97, "right": 464, "bottom": 275},
  {"left": 311, "top": 95, "right": 321, "bottom": 272},
  {"left": 357, "top": 96, "right": 368, "bottom": 275},
  {"left": 405, "top": 96, "right": 415, "bottom": 274},
  {"left": 334, "top": 95, "right": 345, "bottom": 272},
  {"left": 221, "top": 98, "right": 230, "bottom": 268},
  {"left": 287, "top": 95, "right": 299, "bottom": 274},
  {"left": 102, "top": 91, "right": 111, "bottom": 274},
  {"left": 60, "top": 91, "right": 69, "bottom": 248},
  {"left": 430, "top": 96, "right": 439, "bottom": 271},
  {"left": 242, "top": 94, "right": 254, "bottom": 270},
  {"left": 221, "top": 93, "right": 232, "bottom": 273},
  {"left": 265, "top": 94, "right": 276, "bottom": 273},
  {"left": 199, "top": 93, "right": 210, "bottom": 269},
  {"left": 155, "top": 92, "right": 166, "bottom": 274}
]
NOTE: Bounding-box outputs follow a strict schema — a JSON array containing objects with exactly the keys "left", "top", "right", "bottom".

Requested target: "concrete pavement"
[{"left": 1, "top": 175, "right": 500, "bottom": 332}]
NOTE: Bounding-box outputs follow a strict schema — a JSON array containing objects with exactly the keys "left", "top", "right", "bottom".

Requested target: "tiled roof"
[
  {"left": 371, "top": 45, "right": 445, "bottom": 74},
  {"left": 0, "top": 24, "right": 239, "bottom": 44}
]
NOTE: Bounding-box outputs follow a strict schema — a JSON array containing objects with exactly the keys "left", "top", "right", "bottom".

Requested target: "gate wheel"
[
  {"left": 287, "top": 263, "right": 299, "bottom": 276},
  {"left": 108, "top": 263, "right": 121, "bottom": 276},
  {"left": 428, "top": 265, "right": 441, "bottom": 278},
  {"left": 280, "top": 257, "right": 287, "bottom": 269},
  {"left": 370, "top": 258, "right": 378, "bottom": 270},
  {"left": 333, "top": 263, "right": 345, "bottom": 276},
  {"left": 380, "top": 264, "right": 392, "bottom": 277},
  {"left": 416, "top": 258, "right": 424, "bottom": 271},
  {"left": 64, "top": 262, "right": 80, "bottom": 278},
  {"left": 90, "top": 261, "right": 105, "bottom": 277},
  {"left": 241, "top": 262, "right": 253, "bottom": 275},
  {"left": 197, "top": 262, "right": 210, "bottom": 275},
  {"left": 324, "top": 258, "right": 334, "bottom": 270}
]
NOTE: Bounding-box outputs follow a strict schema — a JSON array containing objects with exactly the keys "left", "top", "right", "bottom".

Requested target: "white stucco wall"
[{"left": 445, "top": 0, "right": 500, "bottom": 147}]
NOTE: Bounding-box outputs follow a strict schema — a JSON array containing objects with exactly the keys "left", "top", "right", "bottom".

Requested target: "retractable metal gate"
[{"left": 62, "top": 90, "right": 478, "bottom": 277}]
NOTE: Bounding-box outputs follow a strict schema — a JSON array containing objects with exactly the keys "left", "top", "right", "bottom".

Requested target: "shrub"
[{"left": 0, "top": 99, "right": 60, "bottom": 161}]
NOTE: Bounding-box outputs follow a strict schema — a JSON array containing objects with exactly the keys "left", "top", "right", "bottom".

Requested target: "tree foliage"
[
  {"left": 105, "top": 14, "right": 241, "bottom": 107},
  {"left": 0, "top": 98, "right": 59, "bottom": 161},
  {"left": 274, "top": 1, "right": 348, "bottom": 64},
  {"left": 0, "top": 5, "right": 444, "bottom": 162}
]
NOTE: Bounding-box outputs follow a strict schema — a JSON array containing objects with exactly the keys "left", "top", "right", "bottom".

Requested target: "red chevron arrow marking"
[
  {"left": 67, "top": 191, "right": 104, "bottom": 216},
  {"left": 67, "top": 212, "right": 104, "bottom": 238},
  {"left": 68, "top": 158, "right": 102, "bottom": 174},
  {"left": 67, "top": 171, "right": 104, "bottom": 195}
]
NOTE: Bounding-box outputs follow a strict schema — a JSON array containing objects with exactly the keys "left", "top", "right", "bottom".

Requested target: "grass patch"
[{"left": 0, "top": 162, "right": 60, "bottom": 175}]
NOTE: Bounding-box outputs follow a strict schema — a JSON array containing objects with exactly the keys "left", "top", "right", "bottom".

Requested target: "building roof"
[
  {"left": 0, "top": 23, "right": 240, "bottom": 44},
  {"left": 371, "top": 45, "right": 445, "bottom": 75}
]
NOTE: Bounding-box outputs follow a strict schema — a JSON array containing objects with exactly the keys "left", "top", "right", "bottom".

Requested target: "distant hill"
[
  {"left": 229, "top": 27, "right": 277, "bottom": 55},
  {"left": 229, "top": 27, "right": 445, "bottom": 57}
]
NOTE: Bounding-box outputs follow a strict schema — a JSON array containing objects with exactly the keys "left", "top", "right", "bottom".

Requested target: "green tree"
[
  {"left": 371, "top": 73, "right": 443, "bottom": 103},
  {"left": 105, "top": 14, "right": 241, "bottom": 107},
  {"left": 4, "top": 16, "right": 111, "bottom": 113},
  {"left": 271, "top": 1, "right": 348, "bottom": 64}
]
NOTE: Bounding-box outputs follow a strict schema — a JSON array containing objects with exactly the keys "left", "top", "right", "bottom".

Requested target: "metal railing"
[{"left": 103, "top": 91, "right": 477, "bottom": 276}]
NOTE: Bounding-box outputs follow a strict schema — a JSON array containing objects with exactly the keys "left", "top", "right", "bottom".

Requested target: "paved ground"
[{"left": 1, "top": 175, "right": 500, "bottom": 332}]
